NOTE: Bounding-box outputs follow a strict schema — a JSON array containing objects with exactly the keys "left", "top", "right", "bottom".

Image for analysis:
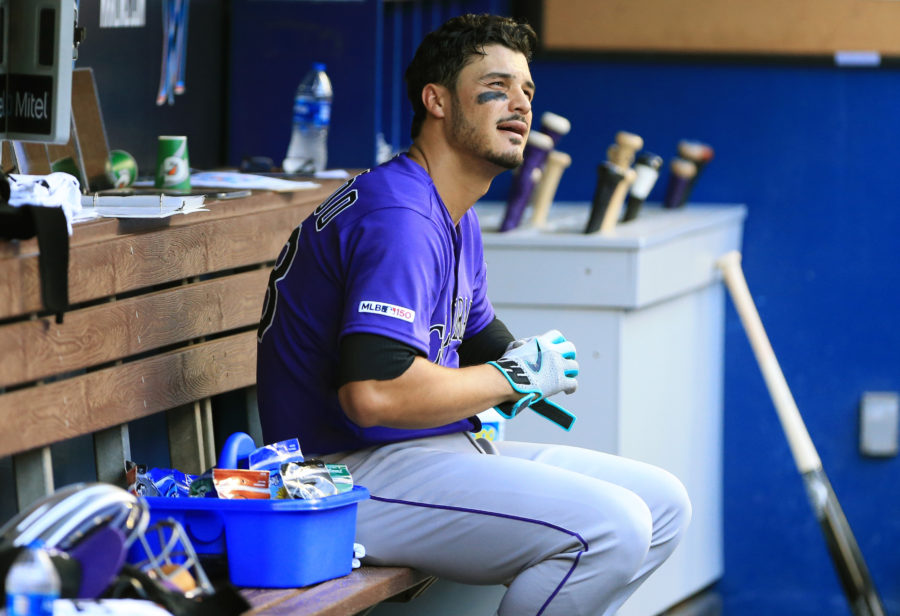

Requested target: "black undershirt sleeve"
[
  {"left": 338, "top": 333, "right": 423, "bottom": 386},
  {"left": 338, "top": 325, "right": 511, "bottom": 434},
  {"left": 338, "top": 316, "right": 514, "bottom": 385},
  {"left": 457, "top": 316, "right": 515, "bottom": 366}
]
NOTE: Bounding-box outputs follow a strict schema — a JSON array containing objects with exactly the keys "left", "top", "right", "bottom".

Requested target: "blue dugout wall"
[
  {"left": 229, "top": 2, "right": 900, "bottom": 614},
  {"left": 524, "top": 58, "right": 900, "bottom": 616}
]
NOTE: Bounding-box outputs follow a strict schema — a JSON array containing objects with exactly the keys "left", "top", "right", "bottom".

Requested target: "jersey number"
[
  {"left": 314, "top": 173, "right": 364, "bottom": 231},
  {"left": 257, "top": 225, "right": 301, "bottom": 342},
  {"left": 258, "top": 174, "right": 365, "bottom": 342}
]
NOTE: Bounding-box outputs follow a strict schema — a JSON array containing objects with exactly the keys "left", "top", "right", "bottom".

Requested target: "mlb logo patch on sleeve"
[{"left": 359, "top": 301, "right": 416, "bottom": 323}]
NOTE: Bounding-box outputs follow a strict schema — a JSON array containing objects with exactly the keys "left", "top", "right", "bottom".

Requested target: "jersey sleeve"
[
  {"left": 339, "top": 207, "right": 448, "bottom": 355},
  {"left": 460, "top": 209, "right": 495, "bottom": 339}
]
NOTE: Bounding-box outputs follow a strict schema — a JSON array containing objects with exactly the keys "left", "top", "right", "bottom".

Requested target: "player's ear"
[{"left": 422, "top": 83, "right": 448, "bottom": 120}]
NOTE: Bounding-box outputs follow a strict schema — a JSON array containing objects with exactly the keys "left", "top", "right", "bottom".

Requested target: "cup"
[
  {"left": 154, "top": 135, "right": 190, "bottom": 192},
  {"left": 105, "top": 149, "right": 138, "bottom": 188}
]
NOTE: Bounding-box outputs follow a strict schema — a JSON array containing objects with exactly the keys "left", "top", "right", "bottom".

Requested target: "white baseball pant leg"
[{"left": 325, "top": 432, "right": 691, "bottom": 616}]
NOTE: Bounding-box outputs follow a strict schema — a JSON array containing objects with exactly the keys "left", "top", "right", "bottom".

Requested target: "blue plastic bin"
[{"left": 140, "top": 485, "right": 369, "bottom": 588}]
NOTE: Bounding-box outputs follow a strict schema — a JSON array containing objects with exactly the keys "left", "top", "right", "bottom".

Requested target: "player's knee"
[
  {"left": 583, "top": 492, "right": 653, "bottom": 585},
  {"left": 613, "top": 498, "right": 654, "bottom": 579},
  {"left": 654, "top": 468, "right": 693, "bottom": 544}
]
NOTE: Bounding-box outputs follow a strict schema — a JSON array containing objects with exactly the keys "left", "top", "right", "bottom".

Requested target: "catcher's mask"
[{"left": 0, "top": 482, "right": 212, "bottom": 599}]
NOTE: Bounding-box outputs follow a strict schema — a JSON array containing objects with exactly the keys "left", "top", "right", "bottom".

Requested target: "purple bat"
[
  {"left": 540, "top": 111, "right": 571, "bottom": 147},
  {"left": 500, "top": 131, "right": 555, "bottom": 232}
]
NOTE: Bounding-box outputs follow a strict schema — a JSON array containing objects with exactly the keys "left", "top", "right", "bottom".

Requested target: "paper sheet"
[
  {"left": 188, "top": 171, "right": 320, "bottom": 192},
  {"left": 80, "top": 193, "right": 207, "bottom": 219}
]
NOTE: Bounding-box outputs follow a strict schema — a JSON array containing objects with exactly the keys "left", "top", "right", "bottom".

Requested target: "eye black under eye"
[{"left": 477, "top": 91, "right": 507, "bottom": 104}]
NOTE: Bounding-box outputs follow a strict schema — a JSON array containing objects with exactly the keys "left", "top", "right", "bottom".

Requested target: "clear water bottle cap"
[{"left": 313, "top": 62, "right": 326, "bottom": 72}]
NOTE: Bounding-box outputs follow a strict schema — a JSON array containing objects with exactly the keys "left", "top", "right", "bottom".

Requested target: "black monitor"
[{"left": 1, "top": 0, "right": 75, "bottom": 144}]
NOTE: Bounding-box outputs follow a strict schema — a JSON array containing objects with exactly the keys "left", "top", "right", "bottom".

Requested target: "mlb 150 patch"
[{"left": 358, "top": 301, "right": 415, "bottom": 323}]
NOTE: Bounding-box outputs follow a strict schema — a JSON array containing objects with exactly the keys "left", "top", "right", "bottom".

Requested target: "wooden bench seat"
[
  {"left": 242, "top": 567, "right": 436, "bottom": 616},
  {"left": 0, "top": 181, "right": 433, "bottom": 615}
]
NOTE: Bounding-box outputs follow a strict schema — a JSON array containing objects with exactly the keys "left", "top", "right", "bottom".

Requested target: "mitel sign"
[{"left": 5, "top": 74, "right": 54, "bottom": 135}]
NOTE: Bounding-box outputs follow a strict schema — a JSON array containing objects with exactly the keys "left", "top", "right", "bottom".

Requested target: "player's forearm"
[{"left": 338, "top": 356, "right": 516, "bottom": 429}]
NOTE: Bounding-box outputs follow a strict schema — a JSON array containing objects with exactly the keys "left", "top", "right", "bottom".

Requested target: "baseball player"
[{"left": 256, "top": 14, "right": 691, "bottom": 616}]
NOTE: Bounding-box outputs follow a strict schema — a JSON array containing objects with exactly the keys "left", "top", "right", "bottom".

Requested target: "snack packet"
[
  {"left": 280, "top": 459, "right": 338, "bottom": 499},
  {"left": 212, "top": 468, "right": 270, "bottom": 499},
  {"left": 325, "top": 464, "right": 354, "bottom": 493},
  {"left": 248, "top": 438, "right": 304, "bottom": 499},
  {"left": 145, "top": 468, "right": 196, "bottom": 497},
  {"left": 125, "top": 460, "right": 151, "bottom": 496},
  {"left": 172, "top": 470, "right": 197, "bottom": 497},
  {"left": 127, "top": 462, "right": 198, "bottom": 497},
  {"left": 189, "top": 467, "right": 217, "bottom": 497}
]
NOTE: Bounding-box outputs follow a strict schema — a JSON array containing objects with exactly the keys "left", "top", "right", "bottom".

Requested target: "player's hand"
[{"left": 488, "top": 329, "right": 578, "bottom": 419}]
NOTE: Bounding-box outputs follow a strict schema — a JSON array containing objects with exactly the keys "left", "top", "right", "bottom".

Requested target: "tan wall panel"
[{"left": 543, "top": 0, "right": 900, "bottom": 55}]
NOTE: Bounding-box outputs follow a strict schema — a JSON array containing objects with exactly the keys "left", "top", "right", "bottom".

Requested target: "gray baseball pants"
[{"left": 323, "top": 431, "right": 691, "bottom": 616}]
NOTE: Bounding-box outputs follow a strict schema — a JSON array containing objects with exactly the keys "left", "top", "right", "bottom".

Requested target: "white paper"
[
  {"left": 188, "top": 171, "right": 320, "bottom": 192},
  {"left": 314, "top": 169, "right": 351, "bottom": 180},
  {"left": 80, "top": 193, "right": 207, "bottom": 219}
]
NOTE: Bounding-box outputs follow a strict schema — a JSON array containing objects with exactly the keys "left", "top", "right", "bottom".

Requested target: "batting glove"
[{"left": 488, "top": 330, "right": 578, "bottom": 429}]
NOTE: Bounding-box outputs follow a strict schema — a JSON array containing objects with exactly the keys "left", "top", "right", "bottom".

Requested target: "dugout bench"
[{"left": 0, "top": 181, "right": 435, "bottom": 615}]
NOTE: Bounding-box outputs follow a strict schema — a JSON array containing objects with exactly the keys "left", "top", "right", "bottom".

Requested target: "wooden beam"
[
  {"left": 0, "top": 332, "right": 257, "bottom": 457},
  {"left": 245, "top": 385, "right": 264, "bottom": 448},
  {"left": 200, "top": 397, "right": 216, "bottom": 470},
  {"left": 94, "top": 424, "right": 131, "bottom": 486},
  {"left": 13, "top": 447, "right": 53, "bottom": 510},
  {"left": 0, "top": 269, "right": 268, "bottom": 388},
  {"left": 168, "top": 401, "right": 213, "bottom": 476},
  {"left": 46, "top": 116, "right": 89, "bottom": 193},
  {"left": 0, "top": 207, "right": 299, "bottom": 320},
  {"left": 70, "top": 68, "right": 111, "bottom": 192}
]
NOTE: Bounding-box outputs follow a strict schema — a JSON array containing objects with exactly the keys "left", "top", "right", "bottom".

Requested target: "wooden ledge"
[{"left": 241, "top": 567, "right": 435, "bottom": 616}]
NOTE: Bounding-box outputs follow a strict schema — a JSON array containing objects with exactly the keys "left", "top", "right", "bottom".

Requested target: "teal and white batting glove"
[{"left": 488, "top": 329, "right": 578, "bottom": 430}]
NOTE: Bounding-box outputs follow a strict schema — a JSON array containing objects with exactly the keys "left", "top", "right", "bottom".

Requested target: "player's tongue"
[{"left": 497, "top": 120, "right": 526, "bottom": 136}]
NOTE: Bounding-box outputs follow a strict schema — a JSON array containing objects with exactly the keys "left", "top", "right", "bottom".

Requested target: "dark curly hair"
[{"left": 405, "top": 14, "right": 537, "bottom": 140}]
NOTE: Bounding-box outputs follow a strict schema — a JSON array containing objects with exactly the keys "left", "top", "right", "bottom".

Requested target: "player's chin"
[
  {"left": 487, "top": 150, "right": 524, "bottom": 170},
  {"left": 486, "top": 143, "right": 525, "bottom": 170}
]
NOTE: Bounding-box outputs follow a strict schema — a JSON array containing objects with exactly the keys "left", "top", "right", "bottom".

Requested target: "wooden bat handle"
[
  {"left": 598, "top": 167, "right": 636, "bottom": 234},
  {"left": 530, "top": 150, "right": 571, "bottom": 229},
  {"left": 716, "top": 251, "right": 823, "bottom": 473},
  {"left": 616, "top": 131, "right": 644, "bottom": 153}
]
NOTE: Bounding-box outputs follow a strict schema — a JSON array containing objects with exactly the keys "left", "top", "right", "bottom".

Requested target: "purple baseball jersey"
[{"left": 256, "top": 154, "right": 496, "bottom": 455}]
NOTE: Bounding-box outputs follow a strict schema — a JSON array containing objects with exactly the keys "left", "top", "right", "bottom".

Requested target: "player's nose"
[{"left": 508, "top": 85, "right": 531, "bottom": 116}]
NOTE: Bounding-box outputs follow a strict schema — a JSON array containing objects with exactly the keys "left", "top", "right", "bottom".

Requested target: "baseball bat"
[
  {"left": 500, "top": 130, "right": 555, "bottom": 232},
  {"left": 521, "top": 112, "right": 570, "bottom": 229},
  {"left": 716, "top": 251, "right": 886, "bottom": 616},
  {"left": 608, "top": 131, "right": 643, "bottom": 168},
  {"left": 623, "top": 152, "right": 663, "bottom": 222},
  {"left": 662, "top": 157, "right": 696, "bottom": 209},
  {"left": 584, "top": 162, "right": 636, "bottom": 234},
  {"left": 676, "top": 140, "right": 714, "bottom": 207},
  {"left": 529, "top": 150, "right": 571, "bottom": 229},
  {"left": 540, "top": 111, "right": 571, "bottom": 147},
  {"left": 606, "top": 144, "right": 626, "bottom": 168}
]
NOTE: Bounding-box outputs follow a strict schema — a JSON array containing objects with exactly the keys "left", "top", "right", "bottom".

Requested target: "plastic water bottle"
[
  {"left": 283, "top": 62, "right": 332, "bottom": 174},
  {"left": 5, "top": 541, "right": 60, "bottom": 616}
]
